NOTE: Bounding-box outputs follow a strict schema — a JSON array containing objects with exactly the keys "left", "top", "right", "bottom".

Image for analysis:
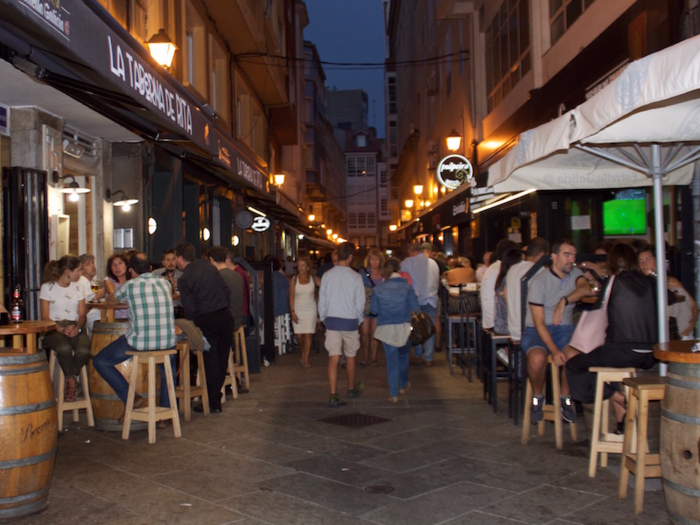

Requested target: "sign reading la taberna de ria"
[{"left": 436, "top": 154, "right": 473, "bottom": 190}]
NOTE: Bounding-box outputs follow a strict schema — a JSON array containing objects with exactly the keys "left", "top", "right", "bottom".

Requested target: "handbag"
[
  {"left": 409, "top": 310, "right": 436, "bottom": 345},
  {"left": 569, "top": 275, "right": 615, "bottom": 354},
  {"left": 363, "top": 268, "right": 376, "bottom": 317}
]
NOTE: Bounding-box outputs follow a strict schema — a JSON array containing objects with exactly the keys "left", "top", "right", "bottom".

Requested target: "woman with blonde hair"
[
  {"left": 40, "top": 254, "right": 90, "bottom": 402},
  {"left": 290, "top": 257, "right": 321, "bottom": 367},
  {"left": 360, "top": 248, "right": 385, "bottom": 366}
]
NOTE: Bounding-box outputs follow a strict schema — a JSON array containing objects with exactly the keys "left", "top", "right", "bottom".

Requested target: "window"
[
  {"left": 367, "top": 212, "right": 376, "bottom": 228},
  {"left": 379, "top": 168, "right": 387, "bottom": 188},
  {"left": 387, "top": 76, "right": 397, "bottom": 114},
  {"left": 304, "top": 147, "right": 314, "bottom": 169},
  {"left": 550, "top": 0, "right": 596, "bottom": 45},
  {"left": 210, "top": 37, "right": 229, "bottom": 120},
  {"left": 185, "top": 4, "right": 206, "bottom": 96},
  {"left": 236, "top": 72, "right": 267, "bottom": 160},
  {"left": 358, "top": 213, "right": 367, "bottom": 227},
  {"left": 388, "top": 122, "right": 398, "bottom": 157},
  {"left": 485, "top": 0, "right": 531, "bottom": 113},
  {"left": 349, "top": 212, "right": 358, "bottom": 228},
  {"left": 380, "top": 198, "right": 388, "bottom": 212},
  {"left": 355, "top": 134, "right": 367, "bottom": 147}
]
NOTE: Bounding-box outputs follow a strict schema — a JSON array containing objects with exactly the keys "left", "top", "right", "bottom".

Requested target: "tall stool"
[
  {"left": 483, "top": 330, "right": 510, "bottom": 413},
  {"left": 48, "top": 350, "right": 94, "bottom": 431},
  {"left": 522, "top": 356, "right": 578, "bottom": 449},
  {"left": 619, "top": 375, "right": 666, "bottom": 514},
  {"left": 588, "top": 367, "right": 636, "bottom": 477},
  {"left": 508, "top": 340, "right": 524, "bottom": 426},
  {"left": 222, "top": 343, "right": 240, "bottom": 403},
  {"left": 232, "top": 326, "right": 250, "bottom": 391},
  {"left": 174, "top": 339, "right": 209, "bottom": 421},
  {"left": 122, "top": 350, "right": 181, "bottom": 444}
]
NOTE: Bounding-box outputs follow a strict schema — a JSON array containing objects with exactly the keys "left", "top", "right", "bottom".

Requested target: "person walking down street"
[
  {"left": 40, "top": 255, "right": 91, "bottom": 402},
  {"left": 290, "top": 257, "right": 321, "bottom": 368},
  {"left": 175, "top": 243, "right": 233, "bottom": 414},
  {"left": 92, "top": 253, "right": 176, "bottom": 426},
  {"left": 360, "top": 249, "right": 385, "bottom": 366},
  {"left": 318, "top": 242, "right": 365, "bottom": 407},
  {"left": 370, "top": 257, "right": 420, "bottom": 402},
  {"left": 401, "top": 244, "right": 440, "bottom": 366}
]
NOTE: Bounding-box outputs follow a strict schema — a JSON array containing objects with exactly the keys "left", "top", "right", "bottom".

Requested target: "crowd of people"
[{"left": 37, "top": 234, "right": 698, "bottom": 422}]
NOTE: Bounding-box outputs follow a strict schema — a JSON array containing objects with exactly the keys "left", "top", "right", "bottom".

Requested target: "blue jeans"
[
  {"left": 92, "top": 335, "right": 176, "bottom": 408},
  {"left": 412, "top": 304, "right": 437, "bottom": 362},
  {"left": 384, "top": 340, "right": 410, "bottom": 397}
]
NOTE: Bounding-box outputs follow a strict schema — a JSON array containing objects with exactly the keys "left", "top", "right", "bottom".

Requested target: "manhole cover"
[
  {"left": 319, "top": 412, "right": 391, "bottom": 429},
  {"left": 364, "top": 485, "right": 395, "bottom": 494}
]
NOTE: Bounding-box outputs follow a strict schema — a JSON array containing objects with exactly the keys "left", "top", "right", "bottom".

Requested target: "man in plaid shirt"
[{"left": 93, "top": 252, "right": 176, "bottom": 425}]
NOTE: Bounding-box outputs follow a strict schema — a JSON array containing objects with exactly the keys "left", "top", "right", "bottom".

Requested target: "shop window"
[
  {"left": 366, "top": 236, "right": 376, "bottom": 247},
  {"left": 550, "top": 0, "right": 596, "bottom": 45},
  {"left": 210, "top": 37, "right": 229, "bottom": 121},
  {"left": 485, "top": 0, "right": 531, "bottom": 114}
]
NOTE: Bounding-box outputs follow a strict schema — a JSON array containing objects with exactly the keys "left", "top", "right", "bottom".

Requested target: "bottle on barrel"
[{"left": 11, "top": 285, "right": 23, "bottom": 323}]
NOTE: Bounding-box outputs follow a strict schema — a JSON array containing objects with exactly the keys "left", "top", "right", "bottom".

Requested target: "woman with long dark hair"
[
  {"left": 40, "top": 254, "right": 90, "bottom": 402},
  {"left": 104, "top": 252, "right": 131, "bottom": 320},
  {"left": 493, "top": 249, "right": 524, "bottom": 335}
]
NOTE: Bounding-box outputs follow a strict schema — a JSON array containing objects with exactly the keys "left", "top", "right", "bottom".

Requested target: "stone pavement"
[{"left": 17, "top": 348, "right": 670, "bottom": 525}]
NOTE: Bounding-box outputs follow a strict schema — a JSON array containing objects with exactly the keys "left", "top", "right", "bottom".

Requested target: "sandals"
[
  {"left": 614, "top": 420, "right": 625, "bottom": 435},
  {"left": 64, "top": 378, "right": 77, "bottom": 402}
]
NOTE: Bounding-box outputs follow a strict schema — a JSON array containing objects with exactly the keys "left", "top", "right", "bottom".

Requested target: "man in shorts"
[
  {"left": 522, "top": 239, "right": 591, "bottom": 424},
  {"left": 318, "top": 242, "right": 365, "bottom": 407}
]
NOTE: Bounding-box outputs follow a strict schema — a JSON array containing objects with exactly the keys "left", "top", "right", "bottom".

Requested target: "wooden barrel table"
[
  {"left": 0, "top": 350, "right": 57, "bottom": 520},
  {"left": 654, "top": 341, "right": 700, "bottom": 524},
  {"left": 88, "top": 322, "right": 151, "bottom": 431}
]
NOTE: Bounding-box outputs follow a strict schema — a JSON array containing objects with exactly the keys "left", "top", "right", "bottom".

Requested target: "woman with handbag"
[
  {"left": 565, "top": 243, "right": 663, "bottom": 430},
  {"left": 370, "top": 257, "right": 420, "bottom": 402},
  {"left": 360, "top": 249, "right": 385, "bottom": 366}
]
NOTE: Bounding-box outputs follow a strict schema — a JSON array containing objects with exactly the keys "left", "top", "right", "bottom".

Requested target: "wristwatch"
[{"left": 561, "top": 296, "right": 569, "bottom": 305}]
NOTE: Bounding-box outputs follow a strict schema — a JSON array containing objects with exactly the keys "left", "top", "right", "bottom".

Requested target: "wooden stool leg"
[
  {"left": 197, "top": 351, "right": 210, "bottom": 415},
  {"left": 56, "top": 365, "right": 66, "bottom": 432},
  {"left": 122, "top": 355, "right": 140, "bottom": 440},
  {"left": 550, "top": 362, "right": 563, "bottom": 450},
  {"left": 522, "top": 379, "right": 532, "bottom": 445},
  {"left": 180, "top": 345, "right": 192, "bottom": 422},
  {"left": 634, "top": 390, "right": 650, "bottom": 514},
  {"left": 163, "top": 355, "right": 182, "bottom": 439},
  {"left": 229, "top": 349, "right": 238, "bottom": 400},
  {"left": 147, "top": 355, "right": 157, "bottom": 444},
  {"left": 235, "top": 328, "right": 250, "bottom": 390},
  {"left": 589, "top": 373, "right": 606, "bottom": 477},
  {"left": 618, "top": 390, "right": 637, "bottom": 500},
  {"left": 80, "top": 365, "right": 95, "bottom": 427}
]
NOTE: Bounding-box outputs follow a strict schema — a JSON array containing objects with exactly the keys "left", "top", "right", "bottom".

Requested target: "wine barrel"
[
  {"left": 0, "top": 351, "right": 57, "bottom": 520},
  {"left": 660, "top": 362, "right": 700, "bottom": 524},
  {"left": 88, "top": 322, "right": 152, "bottom": 431}
]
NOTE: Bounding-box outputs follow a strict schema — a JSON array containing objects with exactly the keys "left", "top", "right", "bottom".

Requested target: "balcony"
[
  {"left": 201, "top": 0, "right": 287, "bottom": 106},
  {"left": 436, "top": 0, "right": 474, "bottom": 18},
  {"left": 306, "top": 170, "right": 327, "bottom": 199}
]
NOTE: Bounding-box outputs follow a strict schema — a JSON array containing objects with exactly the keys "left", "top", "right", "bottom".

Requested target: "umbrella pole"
[{"left": 652, "top": 143, "right": 669, "bottom": 376}]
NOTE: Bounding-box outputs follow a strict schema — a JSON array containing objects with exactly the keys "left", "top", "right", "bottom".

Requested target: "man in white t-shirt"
[{"left": 78, "top": 254, "right": 105, "bottom": 337}]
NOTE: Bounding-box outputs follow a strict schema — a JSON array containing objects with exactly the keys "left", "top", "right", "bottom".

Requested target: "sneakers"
[
  {"left": 530, "top": 395, "right": 545, "bottom": 425},
  {"left": 328, "top": 394, "right": 347, "bottom": 407},
  {"left": 347, "top": 381, "right": 365, "bottom": 399},
  {"left": 561, "top": 396, "right": 577, "bottom": 423}
]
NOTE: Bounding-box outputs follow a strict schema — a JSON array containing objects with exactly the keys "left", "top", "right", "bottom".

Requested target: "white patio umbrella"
[{"left": 487, "top": 34, "right": 700, "bottom": 362}]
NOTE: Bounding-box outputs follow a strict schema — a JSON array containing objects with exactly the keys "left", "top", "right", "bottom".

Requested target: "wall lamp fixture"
[
  {"left": 147, "top": 29, "right": 178, "bottom": 68},
  {"left": 52, "top": 171, "right": 90, "bottom": 202},
  {"left": 106, "top": 189, "right": 139, "bottom": 211}
]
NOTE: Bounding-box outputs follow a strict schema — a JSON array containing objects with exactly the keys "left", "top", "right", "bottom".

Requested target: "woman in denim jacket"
[{"left": 370, "top": 257, "right": 421, "bottom": 402}]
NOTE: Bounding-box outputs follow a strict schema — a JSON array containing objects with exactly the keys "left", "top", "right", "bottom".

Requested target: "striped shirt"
[{"left": 113, "top": 272, "right": 175, "bottom": 350}]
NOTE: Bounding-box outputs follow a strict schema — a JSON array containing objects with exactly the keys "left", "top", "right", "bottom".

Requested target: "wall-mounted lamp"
[
  {"left": 232, "top": 234, "right": 240, "bottom": 247},
  {"left": 273, "top": 173, "right": 285, "bottom": 186},
  {"left": 308, "top": 214, "right": 316, "bottom": 222},
  {"left": 52, "top": 171, "right": 91, "bottom": 202},
  {"left": 147, "top": 29, "right": 178, "bottom": 68},
  {"left": 106, "top": 189, "right": 139, "bottom": 211},
  {"left": 326, "top": 228, "right": 333, "bottom": 236},
  {"left": 202, "top": 227, "right": 211, "bottom": 241},
  {"left": 446, "top": 129, "right": 462, "bottom": 152},
  {"left": 413, "top": 184, "right": 423, "bottom": 196},
  {"left": 405, "top": 199, "right": 414, "bottom": 208},
  {"left": 389, "top": 224, "right": 398, "bottom": 232},
  {"left": 148, "top": 218, "right": 158, "bottom": 235}
]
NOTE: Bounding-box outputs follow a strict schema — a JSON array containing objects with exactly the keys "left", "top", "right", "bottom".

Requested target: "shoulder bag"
[
  {"left": 363, "top": 268, "right": 375, "bottom": 317},
  {"left": 409, "top": 310, "right": 436, "bottom": 345},
  {"left": 569, "top": 275, "right": 615, "bottom": 354}
]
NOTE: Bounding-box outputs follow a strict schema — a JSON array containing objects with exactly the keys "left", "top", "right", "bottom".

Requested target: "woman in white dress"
[{"left": 290, "top": 257, "right": 321, "bottom": 367}]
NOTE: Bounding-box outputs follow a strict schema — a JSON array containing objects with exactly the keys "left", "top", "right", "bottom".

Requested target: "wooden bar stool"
[
  {"left": 174, "top": 339, "right": 209, "bottom": 421},
  {"left": 233, "top": 326, "right": 250, "bottom": 391},
  {"left": 522, "top": 355, "right": 578, "bottom": 449},
  {"left": 48, "top": 350, "right": 94, "bottom": 431},
  {"left": 619, "top": 375, "right": 666, "bottom": 514},
  {"left": 588, "top": 367, "right": 637, "bottom": 477},
  {"left": 122, "top": 350, "right": 181, "bottom": 444},
  {"left": 222, "top": 343, "right": 240, "bottom": 403}
]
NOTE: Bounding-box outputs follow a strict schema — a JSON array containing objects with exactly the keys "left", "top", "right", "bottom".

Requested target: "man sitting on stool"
[{"left": 93, "top": 252, "right": 176, "bottom": 427}]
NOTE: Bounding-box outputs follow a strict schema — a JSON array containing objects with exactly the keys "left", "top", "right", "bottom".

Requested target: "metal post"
[{"left": 652, "top": 144, "right": 669, "bottom": 376}]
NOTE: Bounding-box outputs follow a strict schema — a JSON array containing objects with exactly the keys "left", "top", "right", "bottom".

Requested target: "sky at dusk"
[{"left": 304, "top": 0, "right": 387, "bottom": 137}]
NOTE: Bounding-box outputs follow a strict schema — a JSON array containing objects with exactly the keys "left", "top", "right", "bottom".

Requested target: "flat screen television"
[{"left": 603, "top": 197, "right": 646, "bottom": 235}]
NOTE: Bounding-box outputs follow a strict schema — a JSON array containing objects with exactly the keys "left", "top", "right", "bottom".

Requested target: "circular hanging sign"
[
  {"left": 235, "top": 211, "right": 254, "bottom": 229},
  {"left": 251, "top": 216, "right": 271, "bottom": 232},
  {"left": 436, "top": 154, "right": 473, "bottom": 190}
]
